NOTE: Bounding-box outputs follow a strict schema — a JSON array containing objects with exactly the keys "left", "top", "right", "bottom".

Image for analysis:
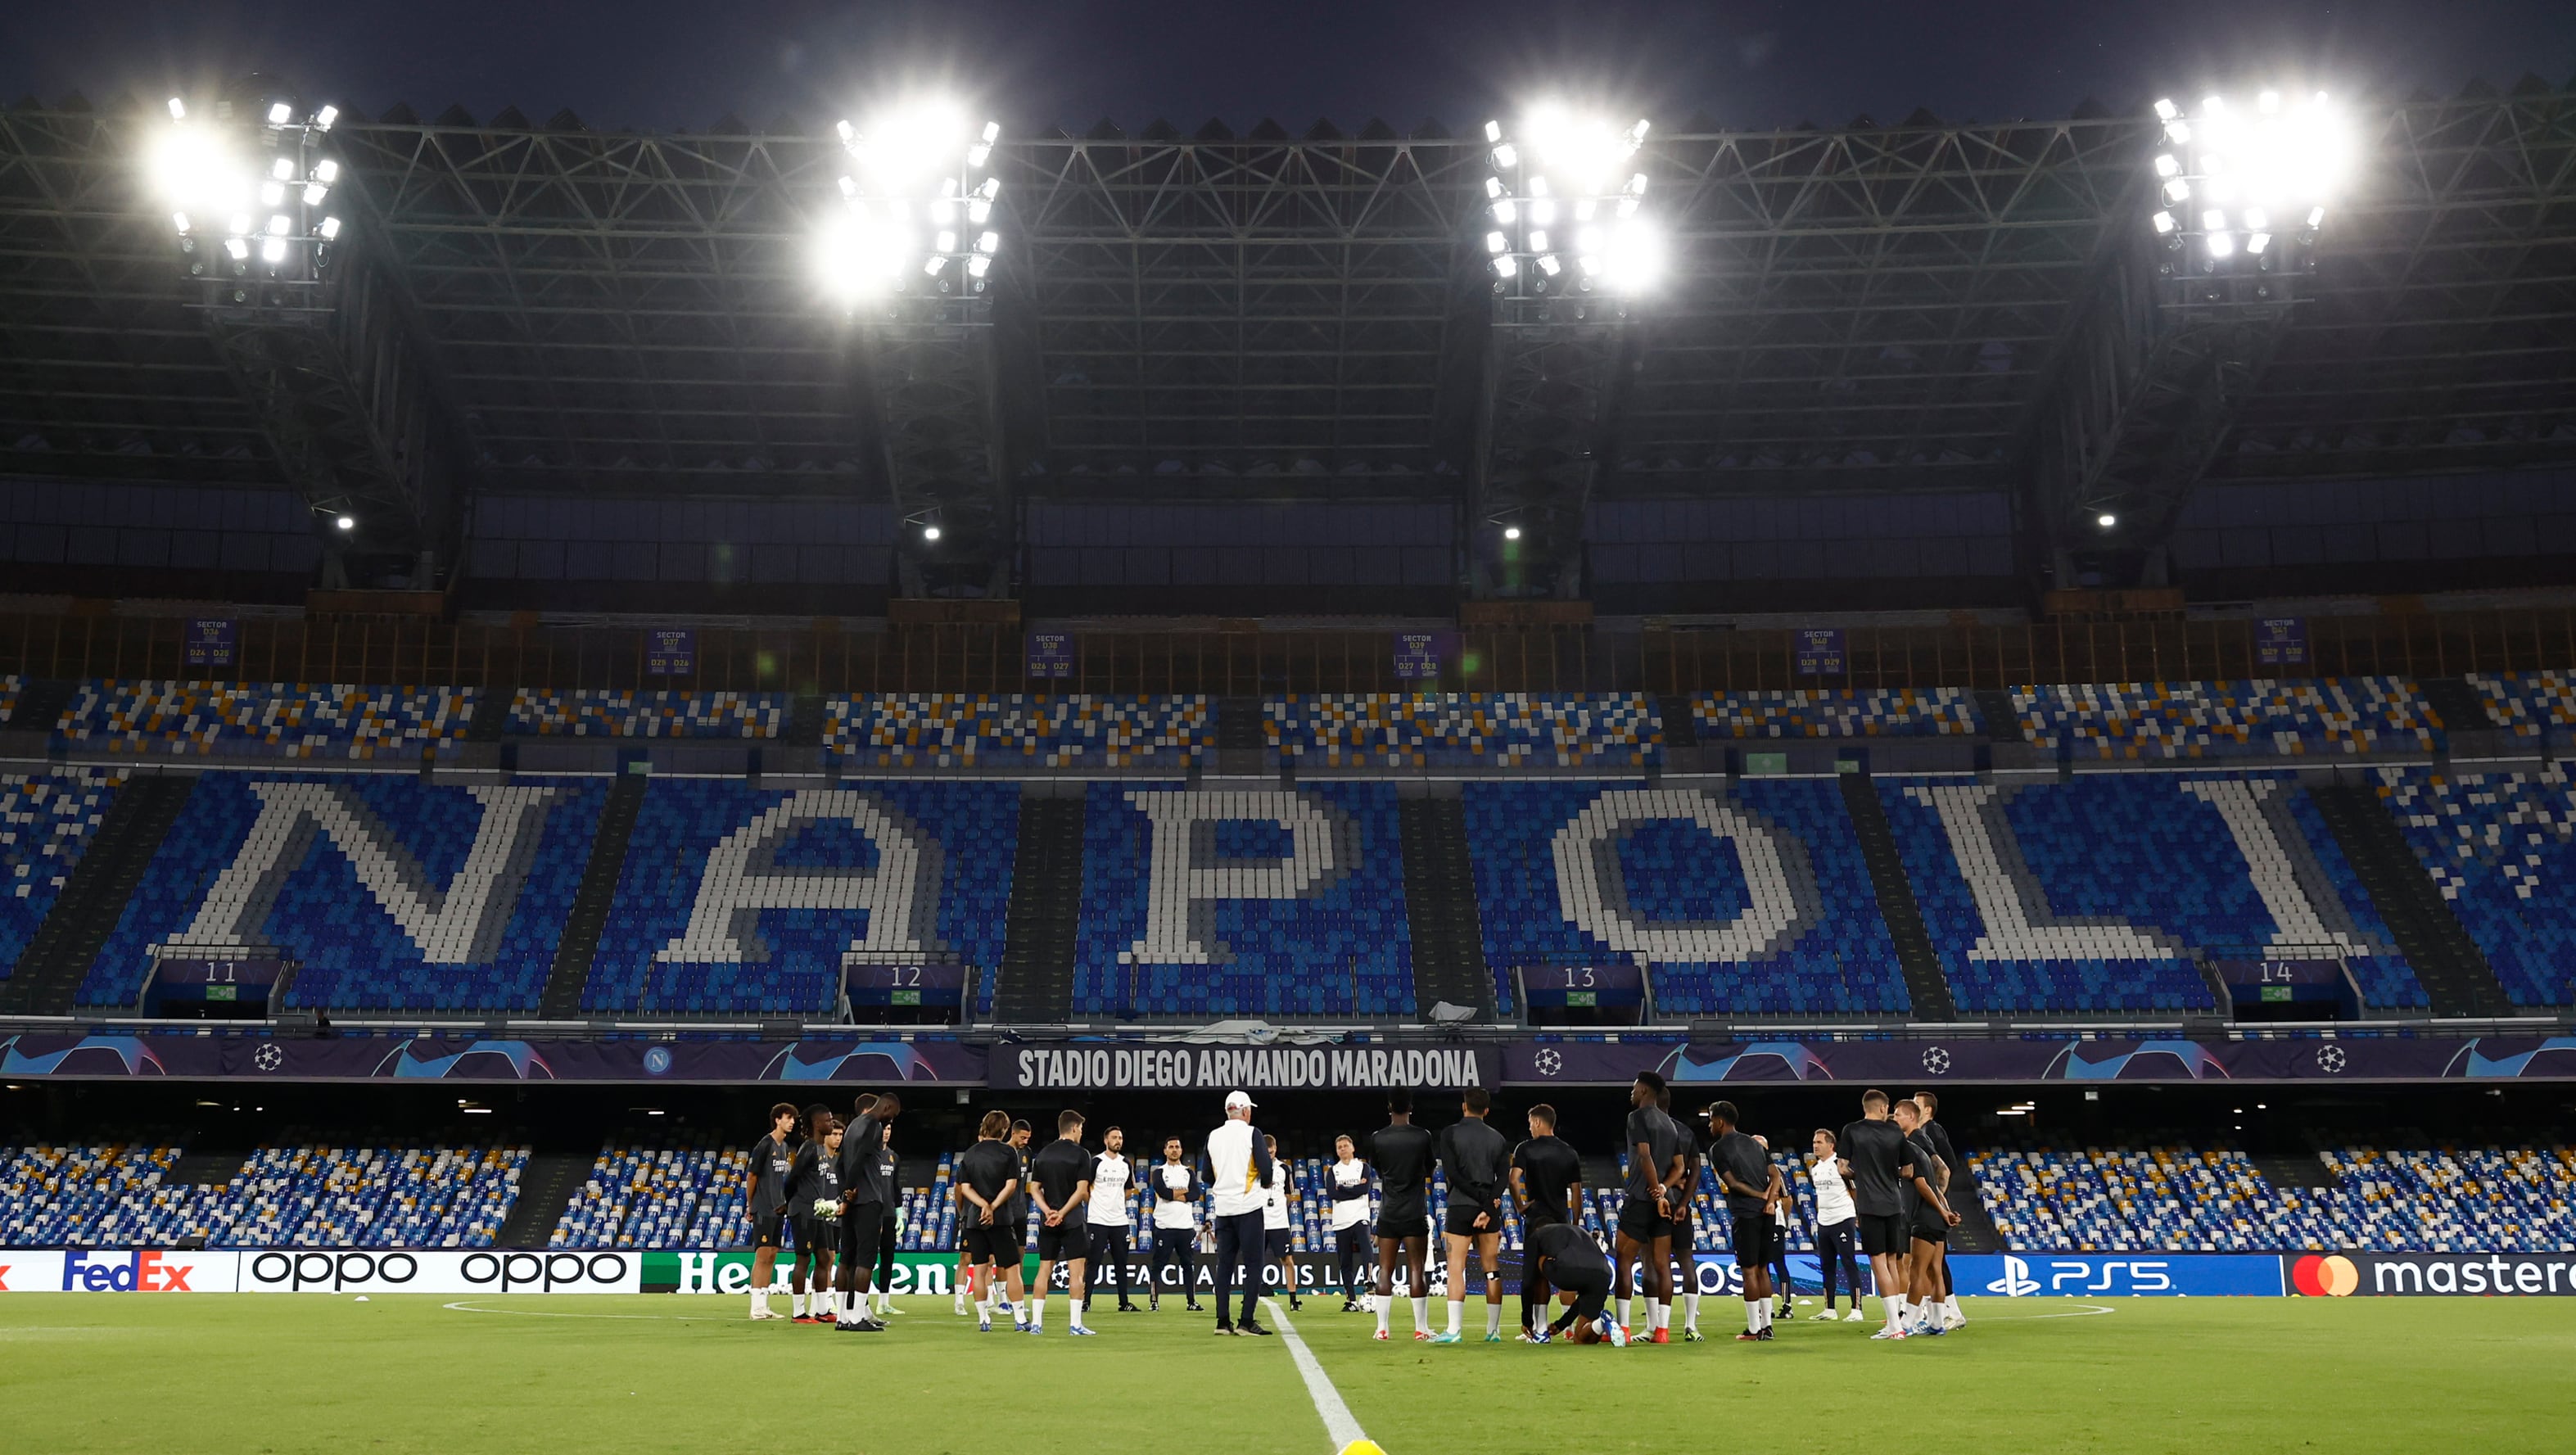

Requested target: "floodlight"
[
  {"left": 1503, "top": 525, "right": 1521, "bottom": 540},
  {"left": 1528, "top": 197, "right": 1555, "bottom": 226},
  {"left": 1492, "top": 255, "right": 1516, "bottom": 278},
  {"left": 224, "top": 237, "right": 249, "bottom": 260},
  {"left": 260, "top": 180, "right": 286, "bottom": 206},
  {"left": 167, "top": 97, "right": 186, "bottom": 121},
  {"left": 314, "top": 160, "right": 337, "bottom": 184},
  {"left": 268, "top": 214, "right": 292, "bottom": 237},
  {"left": 1536, "top": 254, "right": 1561, "bottom": 276},
  {"left": 271, "top": 156, "right": 294, "bottom": 180},
  {"left": 313, "top": 106, "right": 337, "bottom": 131},
  {"left": 2148, "top": 89, "right": 2352, "bottom": 266},
  {"left": 267, "top": 101, "right": 292, "bottom": 126},
  {"left": 302, "top": 183, "right": 328, "bottom": 206},
  {"left": 2152, "top": 210, "right": 2176, "bottom": 234},
  {"left": 172, "top": 212, "right": 192, "bottom": 234},
  {"left": 1527, "top": 229, "right": 1549, "bottom": 252},
  {"left": 1491, "top": 198, "right": 1516, "bottom": 224},
  {"left": 2096, "top": 513, "right": 2117, "bottom": 528},
  {"left": 334, "top": 514, "right": 355, "bottom": 531},
  {"left": 1485, "top": 230, "right": 1508, "bottom": 255},
  {"left": 261, "top": 237, "right": 287, "bottom": 263},
  {"left": 2246, "top": 233, "right": 2271, "bottom": 254},
  {"left": 921, "top": 524, "right": 942, "bottom": 541},
  {"left": 1490, "top": 142, "right": 1517, "bottom": 169},
  {"left": 319, "top": 216, "right": 341, "bottom": 240},
  {"left": 820, "top": 102, "right": 1003, "bottom": 300},
  {"left": 1484, "top": 106, "right": 1660, "bottom": 293}
]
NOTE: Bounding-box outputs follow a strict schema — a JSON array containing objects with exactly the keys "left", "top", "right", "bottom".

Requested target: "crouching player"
[{"left": 1521, "top": 1220, "right": 1625, "bottom": 1347}]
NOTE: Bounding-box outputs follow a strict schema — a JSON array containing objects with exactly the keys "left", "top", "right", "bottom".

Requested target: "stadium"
[{"left": 4, "top": 5, "right": 2576, "bottom": 1452}]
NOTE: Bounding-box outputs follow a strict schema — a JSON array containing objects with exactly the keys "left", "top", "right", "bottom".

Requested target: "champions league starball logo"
[
  {"left": 2315, "top": 1045, "right": 2347, "bottom": 1075},
  {"left": 1533, "top": 1048, "right": 1563, "bottom": 1078},
  {"left": 251, "top": 1044, "right": 284, "bottom": 1072},
  {"left": 1921, "top": 1046, "right": 1951, "bottom": 1075}
]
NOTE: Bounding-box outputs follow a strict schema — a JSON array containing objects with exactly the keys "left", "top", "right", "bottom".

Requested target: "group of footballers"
[{"left": 738, "top": 1073, "right": 1972, "bottom": 1347}]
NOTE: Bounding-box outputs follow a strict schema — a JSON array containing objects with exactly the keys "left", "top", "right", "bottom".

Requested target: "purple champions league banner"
[{"left": 4, "top": 1031, "right": 2574, "bottom": 1087}]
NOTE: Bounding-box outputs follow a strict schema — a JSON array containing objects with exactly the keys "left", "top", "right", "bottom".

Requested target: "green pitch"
[{"left": 6, "top": 1294, "right": 2574, "bottom": 1453}]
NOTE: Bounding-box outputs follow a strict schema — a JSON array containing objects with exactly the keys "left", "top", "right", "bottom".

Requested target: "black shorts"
[
  {"left": 1731, "top": 1212, "right": 1777, "bottom": 1268},
  {"left": 793, "top": 1217, "right": 834, "bottom": 1253},
  {"left": 1035, "top": 1220, "right": 1090, "bottom": 1262},
  {"left": 1911, "top": 1213, "right": 1950, "bottom": 1246},
  {"left": 1858, "top": 1212, "right": 1912, "bottom": 1258},
  {"left": 1375, "top": 1207, "right": 1428, "bottom": 1243},
  {"left": 1444, "top": 1201, "right": 1501, "bottom": 1238},
  {"left": 1265, "top": 1227, "right": 1291, "bottom": 1263},
  {"left": 1616, "top": 1197, "right": 1671, "bottom": 1245},
  {"left": 960, "top": 1223, "right": 1015, "bottom": 1263},
  {"left": 753, "top": 1211, "right": 787, "bottom": 1249}
]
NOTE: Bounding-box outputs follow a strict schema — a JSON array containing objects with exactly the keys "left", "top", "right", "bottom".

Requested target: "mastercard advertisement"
[{"left": 2287, "top": 1253, "right": 2576, "bottom": 1297}]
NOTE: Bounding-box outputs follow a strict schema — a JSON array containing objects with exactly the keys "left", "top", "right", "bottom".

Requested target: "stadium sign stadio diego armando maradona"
[{"left": 992, "top": 1042, "right": 1499, "bottom": 1091}]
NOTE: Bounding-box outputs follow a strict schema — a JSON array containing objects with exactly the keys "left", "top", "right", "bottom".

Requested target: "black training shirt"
[
  {"left": 957, "top": 1139, "right": 1021, "bottom": 1214},
  {"left": 750, "top": 1132, "right": 793, "bottom": 1218},
  {"left": 1527, "top": 1219, "right": 1611, "bottom": 1279},
  {"left": 1436, "top": 1117, "right": 1512, "bottom": 1212},
  {"left": 1029, "top": 1138, "right": 1095, "bottom": 1227},
  {"left": 1837, "top": 1117, "right": 1910, "bottom": 1218},
  {"left": 1711, "top": 1129, "right": 1773, "bottom": 1218},
  {"left": 1902, "top": 1130, "right": 1943, "bottom": 1214},
  {"left": 1512, "top": 1136, "right": 1584, "bottom": 1224},
  {"left": 838, "top": 1114, "right": 888, "bottom": 1205},
  {"left": 1369, "top": 1123, "right": 1436, "bottom": 1212},
  {"left": 1625, "top": 1106, "right": 1681, "bottom": 1200}
]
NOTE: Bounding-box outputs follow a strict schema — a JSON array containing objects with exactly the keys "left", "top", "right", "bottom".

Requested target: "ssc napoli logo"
[
  {"left": 1921, "top": 1046, "right": 1952, "bottom": 1075},
  {"left": 2315, "top": 1045, "right": 2347, "bottom": 1075},
  {"left": 1532, "top": 1048, "right": 1563, "bottom": 1078},
  {"left": 642, "top": 1046, "right": 674, "bottom": 1077},
  {"left": 252, "top": 1044, "right": 285, "bottom": 1072}
]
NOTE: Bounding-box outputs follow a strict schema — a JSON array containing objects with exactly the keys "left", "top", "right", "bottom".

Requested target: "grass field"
[{"left": 7, "top": 1292, "right": 2575, "bottom": 1453}]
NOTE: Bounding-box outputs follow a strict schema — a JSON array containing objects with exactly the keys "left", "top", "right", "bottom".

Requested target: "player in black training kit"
[
  {"left": 1509, "top": 1103, "right": 1584, "bottom": 1337},
  {"left": 1616, "top": 1071, "right": 1684, "bottom": 1344},
  {"left": 784, "top": 1105, "right": 838, "bottom": 1323},
  {"left": 834, "top": 1091, "right": 897, "bottom": 1331},
  {"left": 1523, "top": 1218, "right": 1624, "bottom": 1345},
  {"left": 956, "top": 1110, "right": 1026, "bottom": 1333},
  {"left": 1659, "top": 1087, "right": 1706, "bottom": 1340},
  {"left": 1894, "top": 1097, "right": 1959, "bottom": 1336},
  {"left": 1707, "top": 1102, "right": 1784, "bottom": 1344},
  {"left": 1028, "top": 1109, "right": 1096, "bottom": 1336},
  {"left": 1913, "top": 1091, "right": 1964, "bottom": 1331},
  {"left": 1368, "top": 1089, "right": 1437, "bottom": 1342},
  {"left": 1838, "top": 1089, "right": 1915, "bottom": 1339},
  {"left": 747, "top": 1102, "right": 799, "bottom": 1320},
  {"left": 1433, "top": 1087, "right": 1511, "bottom": 1344}
]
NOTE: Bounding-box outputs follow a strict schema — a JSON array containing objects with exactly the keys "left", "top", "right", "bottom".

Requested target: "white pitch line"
[
  {"left": 441, "top": 1299, "right": 739, "bottom": 1322},
  {"left": 1266, "top": 1304, "right": 1370, "bottom": 1453}
]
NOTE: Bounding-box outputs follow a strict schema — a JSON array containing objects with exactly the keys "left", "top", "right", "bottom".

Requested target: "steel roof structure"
[{"left": 2, "top": 78, "right": 2571, "bottom": 592}]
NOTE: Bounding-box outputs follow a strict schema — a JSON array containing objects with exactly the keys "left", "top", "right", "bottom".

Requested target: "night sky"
[{"left": 3, "top": 1, "right": 2574, "bottom": 133}]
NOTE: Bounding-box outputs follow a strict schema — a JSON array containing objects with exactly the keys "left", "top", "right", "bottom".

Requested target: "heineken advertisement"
[
  {"left": 989, "top": 1042, "right": 1500, "bottom": 1092},
  {"left": 639, "top": 1248, "right": 1855, "bottom": 1298}
]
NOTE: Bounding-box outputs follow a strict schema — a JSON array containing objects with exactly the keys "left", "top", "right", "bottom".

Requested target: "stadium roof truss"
[{"left": 0, "top": 79, "right": 2569, "bottom": 588}]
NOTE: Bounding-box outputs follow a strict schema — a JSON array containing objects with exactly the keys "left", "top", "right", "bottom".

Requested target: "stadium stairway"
[
  {"left": 1972, "top": 688, "right": 2021, "bottom": 743},
  {"left": 2307, "top": 783, "right": 2516, "bottom": 1018},
  {"left": 993, "top": 784, "right": 1084, "bottom": 1023},
  {"left": 6, "top": 676, "right": 75, "bottom": 739},
  {"left": 167, "top": 1143, "right": 249, "bottom": 1190},
  {"left": 1398, "top": 787, "right": 1495, "bottom": 1020},
  {"left": 2416, "top": 675, "right": 2498, "bottom": 734},
  {"left": 537, "top": 774, "right": 649, "bottom": 1019},
  {"left": 1837, "top": 775, "right": 1958, "bottom": 1021},
  {"left": 2251, "top": 1149, "right": 2339, "bottom": 1194},
  {"left": 0, "top": 773, "right": 195, "bottom": 1014},
  {"left": 1946, "top": 1162, "right": 2006, "bottom": 1253},
  {"left": 465, "top": 689, "right": 509, "bottom": 743},
  {"left": 497, "top": 1145, "right": 591, "bottom": 1249},
  {"left": 1215, "top": 696, "right": 1266, "bottom": 776},
  {"left": 786, "top": 691, "right": 825, "bottom": 748}
]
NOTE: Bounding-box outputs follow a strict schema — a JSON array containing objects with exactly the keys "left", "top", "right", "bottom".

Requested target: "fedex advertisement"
[
  {"left": 0, "top": 1249, "right": 636, "bottom": 1294},
  {"left": 0, "top": 1249, "right": 240, "bottom": 1293}
]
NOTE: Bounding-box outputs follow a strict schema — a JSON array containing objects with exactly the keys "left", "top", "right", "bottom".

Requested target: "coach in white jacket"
[
  {"left": 1810, "top": 1127, "right": 1867, "bottom": 1322},
  {"left": 1205, "top": 1090, "right": 1277, "bottom": 1335}
]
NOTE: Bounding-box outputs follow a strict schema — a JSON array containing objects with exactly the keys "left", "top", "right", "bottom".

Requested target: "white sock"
[
  {"left": 1375, "top": 1296, "right": 1390, "bottom": 1335},
  {"left": 1069, "top": 1298, "right": 1085, "bottom": 1330},
  {"left": 1031, "top": 1295, "right": 1045, "bottom": 1329},
  {"left": 1616, "top": 1296, "right": 1632, "bottom": 1329},
  {"left": 1655, "top": 1299, "right": 1671, "bottom": 1331},
  {"left": 791, "top": 1292, "right": 807, "bottom": 1317},
  {"left": 1685, "top": 1290, "right": 1701, "bottom": 1326},
  {"left": 1446, "top": 1299, "right": 1464, "bottom": 1335},
  {"left": 752, "top": 1289, "right": 768, "bottom": 1316},
  {"left": 1746, "top": 1300, "right": 1761, "bottom": 1333},
  {"left": 1946, "top": 1297, "right": 1962, "bottom": 1321},
  {"left": 1411, "top": 1297, "right": 1430, "bottom": 1335},
  {"left": 1883, "top": 1295, "right": 1903, "bottom": 1331},
  {"left": 1485, "top": 1303, "right": 1503, "bottom": 1339}
]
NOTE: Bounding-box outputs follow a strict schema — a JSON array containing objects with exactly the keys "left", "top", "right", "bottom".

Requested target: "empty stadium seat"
[
  {"left": 77, "top": 773, "right": 606, "bottom": 1013},
  {"left": 1880, "top": 772, "right": 2424, "bottom": 1014},
  {"left": 2009, "top": 678, "right": 2441, "bottom": 759},
  {"left": 1696, "top": 688, "right": 1981, "bottom": 739},
  {"left": 1268, "top": 694, "right": 1661, "bottom": 770},
  {"left": 825, "top": 694, "right": 1208, "bottom": 770},
  {"left": 2, "top": 767, "right": 123, "bottom": 980},
  {"left": 1462, "top": 781, "right": 1909, "bottom": 1015},
  {"left": 508, "top": 689, "right": 786, "bottom": 739},
  {"left": 2468, "top": 670, "right": 2576, "bottom": 739},
  {"left": 1074, "top": 783, "right": 1412, "bottom": 1018},
  {"left": 584, "top": 779, "right": 1017, "bottom": 1016},
  {"left": 2376, "top": 764, "right": 2576, "bottom": 1005},
  {"left": 56, "top": 681, "right": 478, "bottom": 760},
  {"left": 0, "top": 1136, "right": 525, "bottom": 1248}
]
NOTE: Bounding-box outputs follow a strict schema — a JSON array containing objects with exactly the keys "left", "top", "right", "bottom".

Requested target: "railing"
[{"left": 3, "top": 603, "right": 2573, "bottom": 697}]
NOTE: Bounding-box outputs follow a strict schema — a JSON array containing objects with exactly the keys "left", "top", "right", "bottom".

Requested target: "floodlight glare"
[
  {"left": 167, "top": 97, "right": 186, "bottom": 121},
  {"left": 1482, "top": 106, "right": 1659, "bottom": 294},
  {"left": 334, "top": 514, "right": 355, "bottom": 531},
  {"left": 224, "top": 237, "right": 249, "bottom": 260},
  {"left": 1503, "top": 525, "right": 1521, "bottom": 540},
  {"left": 319, "top": 216, "right": 341, "bottom": 240},
  {"left": 260, "top": 180, "right": 286, "bottom": 206},
  {"left": 302, "top": 183, "right": 328, "bottom": 206},
  {"left": 266, "top": 101, "right": 292, "bottom": 125},
  {"left": 2149, "top": 88, "right": 2353, "bottom": 265},
  {"left": 2096, "top": 513, "right": 2118, "bottom": 528},
  {"left": 261, "top": 237, "right": 287, "bottom": 263},
  {"left": 921, "top": 524, "right": 942, "bottom": 541},
  {"left": 820, "top": 101, "right": 1002, "bottom": 300},
  {"left": 313, "top": 106, "right": 337, "bottom": 131},
  {"left": 172, "top": 212, "right": 191, "bottom": 234}
]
